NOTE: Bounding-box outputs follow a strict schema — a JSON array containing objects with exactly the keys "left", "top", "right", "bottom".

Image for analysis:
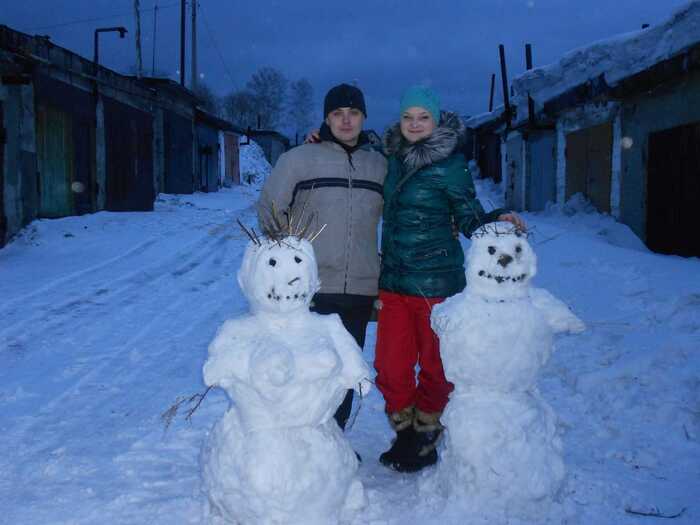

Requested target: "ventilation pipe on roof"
[
  {"left": 526, "top": 43, "right": 535, "bottom": 127},
  {"left": 498, "top": 44, "right": 512, "bottom": 128}
]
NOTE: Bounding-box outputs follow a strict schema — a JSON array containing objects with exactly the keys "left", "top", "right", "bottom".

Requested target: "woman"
[{"left": 375, "top": 85, "right": 524, "bottom": 472}]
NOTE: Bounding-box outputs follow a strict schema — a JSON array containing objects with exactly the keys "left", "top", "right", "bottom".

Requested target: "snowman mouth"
[
  {"left": 477, "top": 270, "right": 527, "bottom": 284},
  {"left": 266, "top": 287, "right": 308, "bottom": 302}
]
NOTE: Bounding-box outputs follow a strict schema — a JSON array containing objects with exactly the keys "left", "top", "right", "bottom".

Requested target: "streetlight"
[{"left": 93, "top": 26, "right": 128, "bottom": 74}]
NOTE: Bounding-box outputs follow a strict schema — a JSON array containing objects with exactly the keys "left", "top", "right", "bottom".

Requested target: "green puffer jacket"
[{"left": 379, "top": 111, "right": 504, "bottom": 298}]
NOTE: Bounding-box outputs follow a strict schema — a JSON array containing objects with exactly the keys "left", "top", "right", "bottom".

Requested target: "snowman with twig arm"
[{"left": 200, "top": 207, "right": 370, "bottom": 525}]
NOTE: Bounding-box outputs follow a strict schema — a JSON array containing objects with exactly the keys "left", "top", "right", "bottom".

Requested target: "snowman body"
[
  {"left": 429, "top": 223, "right": 584, "bottom": 514},
  {"left": 201, "top": 236, "right": 369, "bottom": 525}
]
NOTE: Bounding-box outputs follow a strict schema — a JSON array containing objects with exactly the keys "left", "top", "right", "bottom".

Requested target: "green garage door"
[{"left": 36, "top": 105, "right": 73, "bottom": 218}]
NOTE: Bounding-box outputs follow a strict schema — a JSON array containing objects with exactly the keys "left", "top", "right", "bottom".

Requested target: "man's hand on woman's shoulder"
[{"left": 305, "top": 129, "right": 321, "bottom": 144}]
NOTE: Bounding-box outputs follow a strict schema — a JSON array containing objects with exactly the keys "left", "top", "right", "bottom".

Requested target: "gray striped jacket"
[{"left": 257, "top": 141, "right": 387, "bottom": 296}]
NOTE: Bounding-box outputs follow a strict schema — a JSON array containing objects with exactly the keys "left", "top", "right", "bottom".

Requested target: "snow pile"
[
  {"left": 467, "top": 159, "right": 481, "bottom": 180},
  {"left": 511, "top": 1, "right": 700, "bottom": 121},
  {"left": 425, "top": 223, "right": 585, "bottom": 523},
  {"left": 239, "top": 138, "right": 271, "bottom": 187},
  {"left": 539, "top": 193, "right": 649, "bottom": 253},
  {"left": 474, "top": 175, "right": 505, "bottom": 212},
  {"left": 200, "top": 235, "right": 371, "bottom": 525},
  {"left": 526, "top": 218, "right": 700, "bottom": 523}
]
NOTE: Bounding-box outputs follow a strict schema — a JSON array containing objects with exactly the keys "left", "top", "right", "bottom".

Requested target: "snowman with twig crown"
[{"left": 201, "top": 206, "right": 370, "bottom": 525}]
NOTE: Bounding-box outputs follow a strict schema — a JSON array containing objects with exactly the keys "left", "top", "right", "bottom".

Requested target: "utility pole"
[
  {"left": 134, "top": 0, "right": 142, "bottom": 78},
  {"left": 180, "top": 0, "right": 186, "bottom": 86},
  {"left": 152, "top": 2, "right": 158, "bottom": 76},
  {"left": 191, "top": 0, "right": 198, "bottom": 92}
]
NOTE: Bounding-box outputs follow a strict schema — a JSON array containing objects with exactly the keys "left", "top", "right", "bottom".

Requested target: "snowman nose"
[
  {"left": 498, "top": 254, "right": 513, "bottom": 268},
  {"left": 288, "top": 277, "right": 300, "bottom": 285}
]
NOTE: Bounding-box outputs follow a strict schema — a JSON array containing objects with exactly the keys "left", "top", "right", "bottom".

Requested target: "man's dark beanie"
[{"left": 323, "top": 83, "right": 367, "bottom": 117}]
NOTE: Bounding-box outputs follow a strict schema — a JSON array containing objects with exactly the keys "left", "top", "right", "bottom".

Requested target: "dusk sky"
[{"left": 2, "top": 1, "right": 692, "bottom": 131}]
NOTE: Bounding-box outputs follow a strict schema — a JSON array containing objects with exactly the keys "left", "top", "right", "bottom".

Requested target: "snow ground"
[{"left": 0, "top": 177, "right": 698, "bottom": 524}]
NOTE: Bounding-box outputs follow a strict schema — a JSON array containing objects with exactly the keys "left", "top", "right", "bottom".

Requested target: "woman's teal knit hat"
[{"left": 400, "top": 85, "right": 441, "bottom": 123}]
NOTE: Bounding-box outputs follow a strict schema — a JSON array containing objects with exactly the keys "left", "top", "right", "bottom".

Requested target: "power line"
[
  {"left": 198, "top": 2, "right": 237, "bottom": 87},
  {"left": 22, "top": 2, "right": 181, "bottom": 32}
]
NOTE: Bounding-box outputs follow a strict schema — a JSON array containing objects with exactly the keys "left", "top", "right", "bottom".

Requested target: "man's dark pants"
[{"left": 310, "top": 293, "right": 374, "bottom": 430}]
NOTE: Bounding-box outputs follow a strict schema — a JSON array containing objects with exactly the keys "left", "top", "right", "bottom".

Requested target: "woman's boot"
[
  {"left": 379, "top": 406, "right": 417, "bottom": 469},
  {"left": 380, "top": 407, "right": 443, "bottom": 473},
  {"left": 411, "top": 409, "right": 444, "bottom": 469}
]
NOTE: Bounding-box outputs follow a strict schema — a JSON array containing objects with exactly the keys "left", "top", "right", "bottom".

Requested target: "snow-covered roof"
[
  {"left": 511, "top": 1, "right": 700, "bottom": 122},
  {"left": 463, "top": 105, "right": 506, "bottom": 130}
]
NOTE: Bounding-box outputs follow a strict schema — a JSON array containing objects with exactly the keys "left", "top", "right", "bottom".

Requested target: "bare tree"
[
  {"left": 287, "top": 78, "right": 314, "bottom": 137},
  {"left": 194, "top": 82, "right": 221, "bottom": 116},
  {"left": 246, "top": 66, "right": 287, "bottom": 129},
  {"left": 223, "top": 90, "right": 258, "bottom": 129}
]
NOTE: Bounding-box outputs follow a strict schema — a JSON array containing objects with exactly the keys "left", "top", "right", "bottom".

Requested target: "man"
[{"left": 257, "top": 83, "right": 387, "bottom": 430}]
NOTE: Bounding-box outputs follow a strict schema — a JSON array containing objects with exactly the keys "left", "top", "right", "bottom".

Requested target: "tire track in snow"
[
  {"left": 0, "top": 220, "right": 238, "bottom": 346},
  {"left": 0, "top": 229, "right": 237, "bottom": 400},
  {"left": 0, "top": 237, "right": 158, "bottom": 315},
  {"left": 0, "top": 217, "right": 234, "bottom": 401},
  {"left": 0, "top": 203, "right": 253, "bottom": 338},
  {"left": 0, "top": 222, "right": 244, "bottom": 502},
  {"left": 0, "top": 205, "right": 254, "bottom": 521}
]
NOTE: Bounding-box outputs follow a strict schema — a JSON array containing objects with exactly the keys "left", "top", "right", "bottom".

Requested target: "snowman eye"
[
  {"left": 488, "top": 246, "right": 496, "bottom": 255},
  {"left": 268, "top": 258, "right": 277, "bottom": 267},
  {"left": 515, "top": 245, "right": 522, "bottom": 253},
  {"left": 294, "top": 256, "right": 302, "bottom": 264}
]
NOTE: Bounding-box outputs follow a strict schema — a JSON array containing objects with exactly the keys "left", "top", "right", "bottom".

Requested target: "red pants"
[{"left": 374, "top": 290, "right": 454, "bottom": 414}]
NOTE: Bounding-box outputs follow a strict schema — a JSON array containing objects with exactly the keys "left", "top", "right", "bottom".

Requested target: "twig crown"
[
  {"left": 472, "top": 221, "right": 531, "bottom": 240},
  {"left": 238, "top": 201, "right": 326, "bottom": 245}
]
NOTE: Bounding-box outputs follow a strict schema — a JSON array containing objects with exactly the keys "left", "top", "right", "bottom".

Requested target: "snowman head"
[
  {"left": 238, "top": 236, "right": 320, "bottom": 315},
  {"left": 466, "top": 222, "right": 536, "bottom": 300}
]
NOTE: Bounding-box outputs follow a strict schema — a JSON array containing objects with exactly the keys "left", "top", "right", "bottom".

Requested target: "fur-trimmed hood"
[{"left": 383, "top": 111, "right": 466, "bottom": 174}]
